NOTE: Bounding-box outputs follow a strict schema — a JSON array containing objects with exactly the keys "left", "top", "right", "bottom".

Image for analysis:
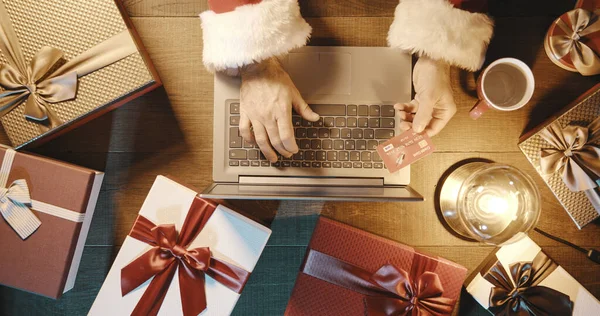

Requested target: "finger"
[
  {"left": 277, "top": 114, "right": 299, "bottom": 154},
  {"left": 399, "top": 121, "right": 412, "bottom": 132},
  {"left": 423, "top": 102, "right": 457, "bottom": 137},
  {"left": 252, "top": 122, "right": 278, "bottom": 162},
  {"left": 239, "top": 113, "right": 255, "bottom": 144},
  {"left": 292, "top": 90, "right": 320, "bottom": 122},
  {"left": 265, "top": 121, "right": 293, "bottom": 159},
  {"left": 412, "top": 98, "right": 434, "bottom": 134},
  {"left": 398, "top": 111, "right": 416, "bottom": 122},
  {"left": 394, "top": 100, "right": 419, "bottom": 114}
]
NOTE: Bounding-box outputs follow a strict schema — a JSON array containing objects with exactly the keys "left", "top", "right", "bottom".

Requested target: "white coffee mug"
[{"left": 470, "top": 58, "right": 535, "bottom": 120}]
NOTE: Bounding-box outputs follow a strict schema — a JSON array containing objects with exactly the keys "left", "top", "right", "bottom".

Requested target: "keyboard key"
[
  {"left": 305, "top": 151, "right": 315, "bottom": 160},
  {"left": 324, "top": 117, "right": 335, "bottom": 127},
  {"left": 381, "top": 105, "right": 395, "bottom": 117},
  {"left": 229, "top": 161, "right": 239, "bottom": 166},
  {"left": 282, "top": 161, "right": 291, "bottom": 167},
  {"left": 350, "top": 151, "right": 360, "bottom": 161},
  {"left": 310, "top": 104, "right": 346, "bottom": 116},
  {"left": 307, "top": 128, "right": 318, "bottom": 138},
  {"left": 230, "top": 103, "right": 240, "bottom": 114},
  {"left": 368, "top": 118, "right": 380, "bottom": 128},
  {"left": 374, "top": 162, "right": 383, "bottom": 169},
  {"left": 312, "top": 162, "right": 321, "bottom": 168},
  {"left": 358, "top": 118, "right": 368, "bottom": 127},
  {"left": 251, "top": 161, "right": 260, "bottom": 167},
  {"left": 314, "top": 118, "right": 324, "bottom": 127},
  {"left": 282, "top": 154, "right": 292, "bottom": 160},
  {"left": 261, "top": 161, "right": 270, "bottom": 167},
  {"left": 296, "top": 128, "right": 307, "bottom": 138},
  {"left": 339, "top": 151, "right": 349, "bottom": 161},
  {"left": 363, "top": 162, "right": 373, "bottom": 168},
  {"left": 375, "top": 129, "right": 395, "bottom": 139},
  {"left": 292, "top": 116, "right": 302, "bottom": 127},
  {"left": 316, "top": 151, "right": 326, "bottom": 161},
  {"left": 327, "top": 151, "right": 338, "bottom": 161},
  {"left": 323, "top": 162, "right": 332, "bottom": 168},
  {"left": 230, "top": 127, "right": 242, "bottom": 148},
  {"left": 292, "top": 161, "right": 301, "bottom": 167},
  {"left": 369, "top": 105, "right": 381, "bottom": 116},
  {"left": 302, "top": 119, "right": 312, "bottom": 127},
  {"left": 352, "top": 129, "right": 363, "bottom": 139},
  {"left": 368, "top": 140, "right": 379, "bottom": 150},
  {"left": 243, "top": 140, "right": 254, "bottom": 148},
  {"left": 381, "top": 118, "right": 395, "bottom": 128},
  {"left": 272, "top": 161, "right": 281, "bottom": 167},
  {"left": 343, "top": 162, "right": 352, "bottom": 168},
  {"left": 249, "top": 150, "right": 259, "bottom": 160},
  {"left": 353, "top": 162, "right": 362, "bottom": 168},
  {"left": 293, "top": 151, "right": 304, "bottom": 160},
  {"left": 302, "top": 162, "right": 311, "bottom": 168},
  {"left": 230, "top": 116, "right": 240, "bottom": 126},
  {"left": 300, "top": 139, "right": 311, "bottom": 149},
  {"left": 335, "top": 117, "right": 346, "bottom": 127},
  {"left": 229, "top": 149, "right": 247, "bottom": 159},
  {"left": 333, "top": 162, "right": 342, "bottom": 168},
  {"left": 334, "top": 140, "right": 344, "bottom": 150},
  {"left": 311, "top": 139, "right": 322, "bottom": 149},
  {"left": 322, "top": 139, "right": 333, "bottom": 150},
  {"left": 347, "top": 105, "right": 357, "bottom": 116},
  {"left": 356, "top": 140, "right": 367, "bottom": 150},
  {"left": 373, "top": 151, "right": 383, "bottom": 162},
  {"left": 345, "top": 140, "right": 355, "bottom": 150},
  {"left": 241, "top": 161, "right": 250, "bottom": 166},
  {"left": 260, "top": 152, "right": 267, "bottom": 160},
  {"left": 318, "top": 128, "right": 330, "bottom": 138},
  {"left": 365, "top": 129, "right": 374, "bottom": 139},
  {"left": 341, "top": 129, "right": 352, "bottom": 139},
  {"left": 330, "top": 128, "right": 340, "bottom": 138},
  {"left": 347, "top": 117, "right": 357, "bottom": 127},
  {"left": 361, "top": 151, "right": 372, "bottom": 161},
  {"left": 358, "top": 105, "right": 369, "bottom": 116}
]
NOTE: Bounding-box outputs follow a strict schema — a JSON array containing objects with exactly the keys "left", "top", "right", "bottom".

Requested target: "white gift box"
[
  {"left": 466, "top": 236, "right": 600, "bottom": 315},
  {"left": 89, "top": 176, "right": 271, "bottom": 316}
]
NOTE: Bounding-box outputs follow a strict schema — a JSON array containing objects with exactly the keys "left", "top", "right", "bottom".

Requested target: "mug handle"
[{"left": 469, "top": 100, "right": 491, "bottom": 120}]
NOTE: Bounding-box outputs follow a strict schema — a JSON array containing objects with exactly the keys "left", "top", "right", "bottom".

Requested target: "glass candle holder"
[{"left": 439, "top": 162, "right": 541, "bottom": 245}]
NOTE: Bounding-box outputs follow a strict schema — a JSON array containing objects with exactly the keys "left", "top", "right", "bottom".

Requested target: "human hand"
[
  {"left": 239, "top": 58, "right": 319, "bottom": 162},
  {"left": 395, "top": 57, "right": 457, "bottom": 137}
]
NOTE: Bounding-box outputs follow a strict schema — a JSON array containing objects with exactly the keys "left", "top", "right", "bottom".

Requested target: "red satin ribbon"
[
  {"left": 120, "top": 198, "right": 250, "bottom": 316},
  {"left": 301, "top": 249, "right": 455, "bottom": 316}
]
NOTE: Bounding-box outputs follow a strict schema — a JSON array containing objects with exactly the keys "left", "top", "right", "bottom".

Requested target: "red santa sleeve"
[
  {"left": 200, "top": 0, "right": 311, "bottom": 73},
  {"left": 388, "top": 0, "right": 494, "bottom": 71}
]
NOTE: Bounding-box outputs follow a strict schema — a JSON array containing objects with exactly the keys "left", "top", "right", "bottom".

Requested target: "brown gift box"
[
  {"left": 0, "top": 147, "right": 103, "bottom": 298},
  {"left": 518, "top": 83, "right": 600, "bottom": 229},
  {"left": 0, "top": 0, "right": 161, "bottom": 148},
  {"left": 285, "top": 217, "right": 467, "bottom": 315},
  {"left": 576, "top": 0, "right": 600, "bottom": 10}
]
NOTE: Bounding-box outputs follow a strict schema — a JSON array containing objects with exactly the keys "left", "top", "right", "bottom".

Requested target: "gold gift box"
[{"left": 0, "top": 0, "right": 161, "bottom": 148}]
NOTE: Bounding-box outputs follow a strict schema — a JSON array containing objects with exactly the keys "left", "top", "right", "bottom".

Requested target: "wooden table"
[{"left": 1, "top": 1, "right": 599, "bottom": 315}]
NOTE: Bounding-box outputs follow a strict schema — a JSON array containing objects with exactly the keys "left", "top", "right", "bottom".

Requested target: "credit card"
[{"left": 376, "top": 130, "right": 435, "bottom": 173}]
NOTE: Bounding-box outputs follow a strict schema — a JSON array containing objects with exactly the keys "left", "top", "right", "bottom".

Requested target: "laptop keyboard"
[{"left": 228, "top": 103, "right": 395, "bottom": 169}]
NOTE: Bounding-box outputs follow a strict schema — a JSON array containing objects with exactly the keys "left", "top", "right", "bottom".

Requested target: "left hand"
[{"left": 395, "top": 56, "right": 457, "bottom": 137}]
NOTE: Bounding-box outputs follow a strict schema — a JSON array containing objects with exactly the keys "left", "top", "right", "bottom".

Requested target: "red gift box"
[
  {"left": 285, "top": 217, "right": 467, "bottom": 315},
  {"left": 576, "top": 0, "right": 600, "bottom": 10}
]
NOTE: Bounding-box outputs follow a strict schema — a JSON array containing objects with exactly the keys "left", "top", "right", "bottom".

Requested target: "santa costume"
[{"left": 200, "top": 0, "right": 494, "bottom": 73}]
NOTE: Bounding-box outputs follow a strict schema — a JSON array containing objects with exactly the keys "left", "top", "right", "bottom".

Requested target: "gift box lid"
[
  {"left": 285, "top": 217, "right": 467, "bottom": 316},
  {"left": 0, "top": 147, "right": 103, "bottom": 299}
]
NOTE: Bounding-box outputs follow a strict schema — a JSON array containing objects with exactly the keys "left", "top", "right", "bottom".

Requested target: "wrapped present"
[
  {"left": 285, "top": 217, "right": 467, "bottom": 316},
  {"left": 89, "top": 176, "right": 271, "bottom": 316},
  {"left": 0, "top": 0, "right": 161, "bottom": 148},
  {"left": 544, "top": 6, "right": 600, "bottom": 76},
  {"left": 465, "top": 236, "right": 600, "bottom": 315},
  {"left": 0, "top": 146, "right": 103, "bottom": 298},
  {"left": 576, "top": 0, "right": 600, "bottom": 10},
  {"left": 518, "top": 83, "right": 600, "bottom": 229}
]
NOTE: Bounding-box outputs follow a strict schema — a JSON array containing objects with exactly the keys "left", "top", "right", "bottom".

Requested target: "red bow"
[{"left": 120, "top": 199, "right": 250, "bottom": 316}]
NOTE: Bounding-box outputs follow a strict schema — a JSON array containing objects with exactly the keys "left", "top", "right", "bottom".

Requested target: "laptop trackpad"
[{"left": 286, "top": 52, "right": 352, "bottom": 95}]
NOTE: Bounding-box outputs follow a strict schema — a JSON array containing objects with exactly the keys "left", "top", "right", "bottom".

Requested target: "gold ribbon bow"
[
  {"left": 0, "top": 179, "right": 40, "bottom": 239},
  {"left": 549, "top": 9, "right": 600, "bottom": 76},
  {"left": 540, "top": 117, "right": 600, "bottom": 211},
  {"left": 0, "top": 1, "right": 138, "bottom": 128}
]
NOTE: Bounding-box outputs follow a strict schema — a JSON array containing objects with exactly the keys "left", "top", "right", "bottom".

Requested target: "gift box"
[
  {"left": 285, "top": 217, "right": 467, "bottom": 315},
  {"left": 518, "top": 83, "right": 600, "bottom": 229},
  {"left": 465, "top": 236, "right": 600, "bottom": 315},
  {"left": 544, "top": 5, "right": 600, "bottom": 76},
  {"left": 0, "top": 146, "right": 103, "bottom": 298},
  {"left": 89, "top": 176, "right": 272, "bottom": 316},
  {"left": 0, "top": 0, "right": 161, "bottom": 148}
]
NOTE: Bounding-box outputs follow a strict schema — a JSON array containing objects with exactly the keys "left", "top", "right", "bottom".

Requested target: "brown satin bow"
[
  {"left": 482, "top": 252, "right": 573, "bottom": 316},
  {"left": 301, "top": 249, "right": 455, "bottom": 316},
  {"left": 539, "top": 117, "right": 600, "bottom": 211},
  {"left": 549, "top": 9, "right": 600, "bottom": 76},
  {"left": 121, "top": 199, "right": 250, "bottom": 316}
]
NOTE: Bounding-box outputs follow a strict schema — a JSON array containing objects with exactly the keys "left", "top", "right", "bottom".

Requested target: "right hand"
[{"left": 239, "top": 58, "right": 319, "bottom": 162}]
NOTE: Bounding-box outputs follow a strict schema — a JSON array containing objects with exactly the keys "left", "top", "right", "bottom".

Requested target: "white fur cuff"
[
  {"left": 388, "top": 0, "right": 494, "bottom": 71},
  {"left": 200, "top": 0, "right": 312, "bottom": 73}
]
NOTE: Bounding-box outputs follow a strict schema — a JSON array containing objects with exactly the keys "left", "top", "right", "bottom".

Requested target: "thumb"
[
  {"left": 292, "top": 91, "right": 320, "bottom": 122},
  {"left": 412, "top": 97, "right": 434, "bottom": 134}
]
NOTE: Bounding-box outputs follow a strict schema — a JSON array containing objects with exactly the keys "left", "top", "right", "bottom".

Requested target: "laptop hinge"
[{"left": 238, "top": 176, "right": 384, "bottom": 187}]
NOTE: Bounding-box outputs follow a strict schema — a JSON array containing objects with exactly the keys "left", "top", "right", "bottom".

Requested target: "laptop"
[{"left": 201, "top": 46, "right": 423, "bottom": 202}]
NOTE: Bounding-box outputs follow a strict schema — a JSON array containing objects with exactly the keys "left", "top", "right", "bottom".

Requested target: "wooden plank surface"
[{"left": 1, "top": 1, "right": 600, "bottom": 315}]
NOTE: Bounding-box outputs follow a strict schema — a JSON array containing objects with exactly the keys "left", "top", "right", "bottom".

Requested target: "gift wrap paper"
[
  {"left": 466, "top": 236, "right": 600, "bottom": 315},
  {"left": 0, "top": 0, "right": 159, "bottom": 148},
  {"left": 519, "top": 84, "right": 600, "bottom": 228},
  {"left": 90, "top": 176, "right": 271, "bottom": 316}
]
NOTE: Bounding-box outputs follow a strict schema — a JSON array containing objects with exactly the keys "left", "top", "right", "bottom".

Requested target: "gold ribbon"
[
  {"left": 540, "top": 116, "right": 600, "bottom": 212},
  {"left": 549, "top": 9, "right": 600, "bottom": 76},
  {"left": 0, "top": 1, "right": 138, "bottom": 128}
]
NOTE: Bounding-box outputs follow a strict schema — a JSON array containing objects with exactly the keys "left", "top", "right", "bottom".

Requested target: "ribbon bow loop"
[{"left": 0, "top": 178, "right": 40, "bottom": 239}]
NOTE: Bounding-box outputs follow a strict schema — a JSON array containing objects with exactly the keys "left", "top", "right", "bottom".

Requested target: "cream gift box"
[
  {"left": 466, "top": 236, "right": 600, "bottom": 315},
  {"left": 89, "top": 176, "right": 271, "bottom": 316}
]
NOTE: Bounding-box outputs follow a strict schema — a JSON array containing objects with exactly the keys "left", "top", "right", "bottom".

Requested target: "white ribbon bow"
[{"left": 0, "top": 179, "right": 41, "bottom": 239}]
